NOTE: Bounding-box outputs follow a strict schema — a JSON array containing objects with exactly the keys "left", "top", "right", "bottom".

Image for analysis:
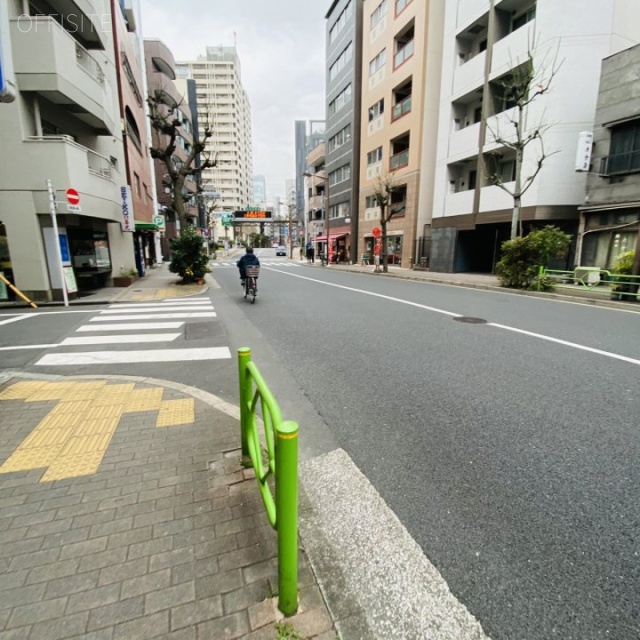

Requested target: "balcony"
[
  {"left": 453, "top": 50, "right": 485, "bottom": 98},
  {"left": 394, "top": 40, "right": 414, "bottom": 69},
  {"left": 24, "top": 136, "right": 119, "bottom": 217},
  {"left": 390, "top": 149, "right": 409, "bottom": 170},
  {"left": 449, "top": 122, "right": 481, "bottom": 159},
  {"left": 391, "top": 95, "right": 412, "bottom": 121},
  {"left": 445, "top": 189, "right": 475, "bottom": 217},
  {"left": 11, "top": 18, "right": 115, "bottom": 135},
  {"left": 490, "top": 20, "right": 533, "bottom": 80}
]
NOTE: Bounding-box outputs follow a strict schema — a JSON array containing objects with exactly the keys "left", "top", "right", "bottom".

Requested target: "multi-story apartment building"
[
  {"left": 144, "top": 39, "right": 198, "bottom": 255},
  {"left": 112, "top": 0, "right": 157, "bottom": 272},
  {"left": 324, "top": 0, "right": 364, "bottom": 263},
  {"left": 358, "top": 0, "right": 444, "bottom": 268},
  {"left": 579, "top": 42, "right": 640, "bottom": 272},
  {"left": 0, "top": 0, "right": 135, "bottom": 301},
  {"left": 294, "top": 119, "right": 325, "bottom": 233},
  {"left": 305, "top": 141, "right": 328, "bottom": 247},
  {"left": 429, "top": 0, "right": 640, "bottom": 273},
  {"left": 176, "top": 47, "right": 253, "bottom": 215}
]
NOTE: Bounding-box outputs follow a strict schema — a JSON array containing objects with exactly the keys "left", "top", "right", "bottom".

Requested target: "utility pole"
[{"left": 46, "top": 179, "right": 69, "bottom": 307}]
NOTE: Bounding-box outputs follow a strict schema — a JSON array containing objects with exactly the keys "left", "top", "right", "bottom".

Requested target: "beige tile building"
[{"left": 358, "top": 0, "right": 444, "bottom": 267}]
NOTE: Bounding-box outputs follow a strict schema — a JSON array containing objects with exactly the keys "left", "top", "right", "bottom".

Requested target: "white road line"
[
  {"left": 89, "top": 312, "right": 217, "bottom": 321},
  {"left": 0, "top": 315, "right": 30, "bottom": 326},
  {"left": 108, "top": 301, "right": 211, "bottom": 309},
  {"left": 99, "top": 306, "right": 213, "bottom": 314},
  {"left": 488, "top": 323, "right": 640, "bottom": 367},
  {"left": 0, "top": 343, "right": 60, "bottom": 351},
  {"left": 161, "top": 297, "right": 210, "bottom": 301},
  {"left": 76, "top": 322, "right": 184, "bottom": 332},
  {"left": 35, "top": 347, "right": 232, "bottom": 366},
  {"left": 60, "top": 333, "right": 180, "bottom": 346},
  {"left": 273, "top": 269, "right": 640, "bottom": 367}
]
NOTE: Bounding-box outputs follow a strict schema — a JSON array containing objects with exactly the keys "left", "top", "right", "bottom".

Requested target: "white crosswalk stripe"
[{"left": 30, "top": 300, "right": 231, "bottom": 367}]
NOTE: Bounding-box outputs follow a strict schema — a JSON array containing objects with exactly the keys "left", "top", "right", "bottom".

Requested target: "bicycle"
[
  {"left": 244, "top": 265, "right": 259, "bottom": 303},
  {"left": 319, "top": 252, "right": 327, "bottom": 267}
]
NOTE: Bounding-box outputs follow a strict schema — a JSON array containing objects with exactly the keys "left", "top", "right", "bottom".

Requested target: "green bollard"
[
  {"left": 276, "top": 420, "right": 299, "bottom": 616},
  {"left": 237, "top": 347, "right": 251, "bottom": 462}
]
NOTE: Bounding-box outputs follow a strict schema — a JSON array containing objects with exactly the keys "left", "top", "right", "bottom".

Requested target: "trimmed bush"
[
  {"left": 168, "top": 229, "right": 210, "bottom": 283},
  {"left": 496, "top": 226, "right": 571, "bottom": 290}
]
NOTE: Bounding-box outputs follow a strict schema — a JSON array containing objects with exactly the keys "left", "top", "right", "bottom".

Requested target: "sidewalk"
[{"left": 0, "top": 372, "right": 336, "bottom": 640}]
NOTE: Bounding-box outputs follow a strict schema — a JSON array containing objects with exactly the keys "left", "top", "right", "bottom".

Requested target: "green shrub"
[
  {"left": 168, "top": 229, "right": 210, "bottom": 283},
  {"left": 611, "top": 251, "right": 636, "bottom": 300},
  {"left": 496, "top": 225, "right": 571, "bottom": 290},
  {"left": 613, "top": 251, "right": 634, "bottom": 275}
]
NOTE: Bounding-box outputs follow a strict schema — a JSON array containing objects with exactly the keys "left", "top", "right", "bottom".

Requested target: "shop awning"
[
  {"left": 314, "top": 233, "right": 347, "bottom": 242},
  {"left": 134, "top": 221, "right": 158, "bottom": 230}
]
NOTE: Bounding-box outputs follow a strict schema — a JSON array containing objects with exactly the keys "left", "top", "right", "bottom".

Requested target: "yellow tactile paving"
[
  {"left": 0, "top": 380, "right": 197, "bottom": 482},
  {"left": 0, "top": 380, "right": 50, "bottom": 400},
  {"left": 122, "top": 388, "right": 164, "bottom": 412},
  {"left": 41, "top": 451, "right": 105, "bottom": 482},
  {"left": 21, "top": 426, "right": 75, "bottom": 449},
  {"left": 0, "top": 446, "right": 64, "bottom": 472},
  {"left": 156, "top": 398, "right": 195, "bottom": 427}
]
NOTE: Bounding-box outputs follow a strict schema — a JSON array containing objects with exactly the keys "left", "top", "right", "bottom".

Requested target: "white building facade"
[
  {"left": 176, "top": 47, "right": 253, "bottom": 215},
  {"left": 0, "top": 0, "right": 136, "bottom": 301},
  {"left": 428, "top": 0, "right": 640, "bottom": 272}
]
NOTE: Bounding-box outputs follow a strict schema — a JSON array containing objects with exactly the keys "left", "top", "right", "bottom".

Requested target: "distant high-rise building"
[
  {"left": 253, "top": 175, "right": 267, "bottom": 207},
  {"left": 294, "top": 120, "right": 325, "bottom": 221},
  {"left": 176, "top": 46, "right": 253, "bottom": 213}
]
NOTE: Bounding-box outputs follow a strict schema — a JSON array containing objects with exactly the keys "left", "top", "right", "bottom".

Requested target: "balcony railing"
[
  {"left": 599, "top": 151, "right": 640, "bottom": 176},
  {"left": 394, "top": 40, "right": 414, "bottom": 68},
  {"left": 392, "top": 95, "right": 412, "bottom": 121},
  {"left": 390, "top": 149, "right": 409, "bottom": 170}
]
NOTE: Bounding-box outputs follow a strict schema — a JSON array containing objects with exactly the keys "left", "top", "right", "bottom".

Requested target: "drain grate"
[{"left": 453, "top": 316, "right": 487, "bottom": 324}]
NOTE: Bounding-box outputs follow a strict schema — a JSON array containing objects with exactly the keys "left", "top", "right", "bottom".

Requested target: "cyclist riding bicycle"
[{"left": 237, "top": 246, "right": 260, "bottom": 287}]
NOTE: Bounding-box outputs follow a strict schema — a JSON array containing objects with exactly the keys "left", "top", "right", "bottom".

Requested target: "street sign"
[
  {"left": 120, "top": 186, "right": 133, "bottom": 232},
  {"left": 372, "top": 227, "right": 381, "bottom": 237},
  {"left": 0, "top": 1, "right": 16, "bottom": 103},
  {"left": 153, "top": 215, "right": 165, "bottom": 230},
  {"left": 66, "top": 188, "right": 81, "bottom": 212}
]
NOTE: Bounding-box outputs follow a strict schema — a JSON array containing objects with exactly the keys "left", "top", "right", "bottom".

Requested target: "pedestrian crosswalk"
[
  {"left": 34, "top": 297, "right": 232, "bottom": 367},
  {"left": 210, "top": 259, "right": 304, "bottom": 268}
]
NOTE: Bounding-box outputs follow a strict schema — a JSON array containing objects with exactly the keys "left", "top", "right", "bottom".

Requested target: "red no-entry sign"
[{"left": 66, "top": 188, "right": 80, "bottom": 205}]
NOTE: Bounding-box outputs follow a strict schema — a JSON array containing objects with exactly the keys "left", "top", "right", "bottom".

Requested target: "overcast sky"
[{"left": 139, "top": 0, "right": 327, "bottom": 201}]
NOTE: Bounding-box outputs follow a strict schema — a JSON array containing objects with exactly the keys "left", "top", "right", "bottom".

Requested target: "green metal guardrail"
[
  {"left": 237, "top": 347, "right": 298, "bottom": 616},
  {"left": 538, "top": 266, "right": 640, "bottom": 301}
]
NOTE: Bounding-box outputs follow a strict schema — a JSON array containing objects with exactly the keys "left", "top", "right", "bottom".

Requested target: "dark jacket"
[{"left": 237, "top": 253, "right": 260, "bottom": 277}]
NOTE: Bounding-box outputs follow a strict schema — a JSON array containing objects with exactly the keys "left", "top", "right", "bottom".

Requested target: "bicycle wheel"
[
  {"left": 250, "top": 278, "right": 257, "bottom": 303},
  {"left": 244, "top": 280, "right": 248, "bottom": 298}
]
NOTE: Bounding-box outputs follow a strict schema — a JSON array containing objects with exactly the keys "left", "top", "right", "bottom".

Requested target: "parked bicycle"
[{"left": 244, "top": 265, "right": 259, "bottom": 303}]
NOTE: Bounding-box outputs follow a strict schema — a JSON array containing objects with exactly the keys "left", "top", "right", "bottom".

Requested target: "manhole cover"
[{"left": 453, "top": 316, "right": 487, "bottom": 324}]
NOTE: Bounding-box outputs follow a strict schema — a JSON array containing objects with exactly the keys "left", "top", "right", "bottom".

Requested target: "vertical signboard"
[
  {"left": 0, "top": 1, "right": 16, "bottom": 103},
  {"left": 575, "top": 131, "right": 593, "bottom": 172},
  {"left": 120, "top": 186, "right": 134, "bottom": 232}
]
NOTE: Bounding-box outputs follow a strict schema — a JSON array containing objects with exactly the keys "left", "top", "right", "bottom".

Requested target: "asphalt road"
[
  {"left": 2, "top": 251, "right": 639, "bottom": 640},
  {"left": 212, "top": 256, "right": 640, "bottom": 640}
]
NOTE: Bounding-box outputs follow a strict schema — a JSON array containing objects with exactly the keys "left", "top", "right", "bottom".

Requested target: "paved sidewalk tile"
[{"left": 0, "top": 376, "right": 337, "bottom": 639}]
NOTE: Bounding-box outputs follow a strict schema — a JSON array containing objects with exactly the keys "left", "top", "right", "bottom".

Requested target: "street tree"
[
  {"left": 372, "top": 172, "right": 398, "bottom": 273},
  {"left": 147, "top": 90, "right": 216, "bottom": 232},
  {"left": 485, "top": 41, "right": 561, "bottom": 240}
]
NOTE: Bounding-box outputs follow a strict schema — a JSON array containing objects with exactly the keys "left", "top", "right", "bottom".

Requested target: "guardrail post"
[
  {"left": 237, "top": 347, "right": 251, "bottom": 461},
  {"left": 276, "top": 420, "right": 299, "bottom": 616},
  {"left": 537, "top": 265, "right": 544, "bottom": 292}
]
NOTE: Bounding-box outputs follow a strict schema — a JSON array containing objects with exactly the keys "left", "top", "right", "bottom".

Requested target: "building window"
[
  {"left": 395, "top": 0, "right": 413, "bottom": 16},
  {"left": 369, "top": 49, "right": 387, "bottom": 76},
  {"left": 365, "top": 195, "right": 378, "bottom": 208},
  {"left": 125, "top": 107, "right": 142, "bottom": 153},
  {"left": 392, "top": 79, "right": 412, "bottom": 121},
  {"left": 368, "top": 98, "right": 385, "bottom": 122},
  {"left": 390, "top": 184, "right": 407, "bottom": 218},
  {"left": 394, "top": 24, "right": 415, "bottom": 69},
  {"left": 367, "top": 147, "right": 383, "bottom": 165},
  {"left": 329, "top": 164, "right": 351, "bottom": 186},
  {"left": 329, "top": 0, "right": 353, "bottom": 43},
  {"left": 133, "top": 172, "right": 141, "bottom": 196},
  {"left": 468, "top": 170, "right": 477, "bottom": 190},
  {"left": 511, "top": 4, "right": 536, "bottom": 32},
  {"left": 390, "top": 134, "right": 410, "bottom": 170},
  {"left": 606, "top": 119, "right": 640, "bottom": 175},
  {"left": 328, "top": 124, "right": 352, "bottom": 152},
  {"left": 329, "top": 42, "right": 354, "bottom": 82},
  {"left": 371, "top": 0, "right": 388, "bottom": 28}
]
